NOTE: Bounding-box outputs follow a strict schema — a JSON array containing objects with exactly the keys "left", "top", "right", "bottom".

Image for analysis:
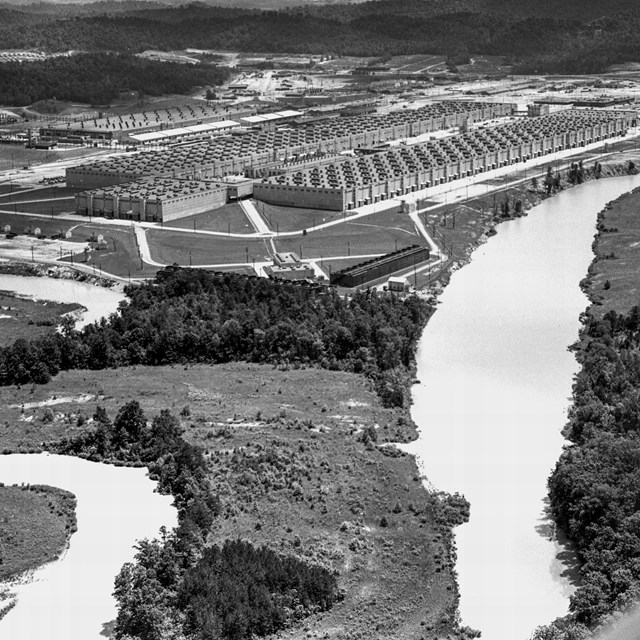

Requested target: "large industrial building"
[
  {"left": 41, "top": 104, "right": 257, "bottom": 141},
  {"left": 67, "top": 103, "right": 632, "bottom": 220},
  {"left": 66, "top": 101, "right": 513, "bottom": 189},
  {"left": 254, "top": 109, "right": 631, "bottom": 210},
  {"left": 74, "top": 177, "right": 228, "bottom": 222},
  {"left": 330, "top": 245, "right": 431, "bottom": 288}
]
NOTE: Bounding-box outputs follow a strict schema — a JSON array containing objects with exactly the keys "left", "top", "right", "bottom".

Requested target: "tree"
[
  {"left": 112, "top": 400, "right": 147, "bottom": 452},
  {"left": 544, "top": 166, "right": 554, "bottom": 195}
]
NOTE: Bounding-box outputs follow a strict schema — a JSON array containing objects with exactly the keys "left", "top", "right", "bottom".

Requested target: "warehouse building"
[
  {"left": 66, "top": 101, "right": 513, "bottom": 189},
  {"left": 254, "top": 109, "right": 629, "bottom": 211},
  {"left": 41, "top": 104, "right": 256, "bottom": 141},
  {"left": 74, "top": 177, "right": 228, "bottom": 222},
  {"left": 330, "top": 245, "right": 430, "bottom": 288}
]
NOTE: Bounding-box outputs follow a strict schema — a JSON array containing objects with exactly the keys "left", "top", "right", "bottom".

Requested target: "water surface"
[
  {"left": 408, "top": 175, "right": 640, "bottom": 639},
  {"left": 0, "top": 454, "right": 177, "bottom": 640},
  {"left": 0, "top": 273, "right": 125, "bottom": 329}
]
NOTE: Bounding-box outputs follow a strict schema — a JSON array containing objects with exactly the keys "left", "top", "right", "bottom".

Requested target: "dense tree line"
[
  {"left": 179, "top": 540, "right": 340, "bottom": 640},
  {"left": 0, "top": 53, "right": 230, "bottom": 106},
  {"left": 0, "top": 1, "right": 639, "bottom": 72},
  {"left": 536, "top": 307, "right": 640, "bottom": 636},
  {"left": 0, "top": 268, "right": 432, "bottom": 406},
  {"left": 57, "top": 400, "right": 340, "bottom": 640}
]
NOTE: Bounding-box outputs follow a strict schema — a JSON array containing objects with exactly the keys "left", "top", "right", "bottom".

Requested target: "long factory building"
[
  {"left": 254, "top": 109, "right": 631, "bottom": 210},
  {"left": 75, "top": 174, "right": 255, "bottom": 222},
  {"left": 75, "top": 177, "right": 229, "bottom": 222},
  {"left": 66, "top": 101, "right": 513, "bottom": 189}
]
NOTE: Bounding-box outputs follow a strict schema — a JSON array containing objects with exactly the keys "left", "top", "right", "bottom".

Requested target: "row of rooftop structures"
[
  {"left": 70, "top": 101, "right": 511, "bottom": 220},
  {"left": 74, "top": 176, "right": 252, "bottom": 222},
  {"left": 67, "top": 101, "right": 512, "bottom": 191},
  {"left": 40, "top": 105, "right": 301, "bottom": 141},
  {"left": 71, "top": 106, "right": 633, "bottom": 220},
  {"left": 255, "top": 109, "right": 632, "bottom": 210}
]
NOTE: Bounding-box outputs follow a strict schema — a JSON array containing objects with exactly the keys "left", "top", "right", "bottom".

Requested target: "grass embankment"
[
  {"left": 0, "top": 363, "right": 465, "bottom": 639},
  {"left": 0, "top": 145, "right": 111, "bottom": 173},
  {"left": 417, "top": 156, "right": 640, "bottom": 293},
  {"left": 0, "top": 485, "right": 77, "bottom": 582},
  {"left": 581, "top": 184, "right": 640, "bottom": 317}
]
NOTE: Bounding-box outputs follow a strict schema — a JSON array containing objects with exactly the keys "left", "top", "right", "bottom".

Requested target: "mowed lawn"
[
  {"left": 162, "top": 203, "right": 252, "bottom": 234},
  {"left": 0, "top": 186, "right": 76, "bottom": 203},
  {"left": 256, "top": 201, "right": 346, "bottom": 233},
  {"left": 147, "top": 229, "right": 271, "bottom": 266},
  {"left": 274, "top": 214, "right": 420, "bottom": 260}
]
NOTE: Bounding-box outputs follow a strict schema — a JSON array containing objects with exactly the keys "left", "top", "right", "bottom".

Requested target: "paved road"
[{"left": 239, "top": 199, "right": 271, "bottom": 235}]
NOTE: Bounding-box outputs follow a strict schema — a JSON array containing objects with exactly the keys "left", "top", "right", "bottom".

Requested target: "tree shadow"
[
  {"left": 100, "top": 620, "right": 116, "bottom": 638},
  {"left": 535, "top": 497, "right": 582, "bottom": 587}
]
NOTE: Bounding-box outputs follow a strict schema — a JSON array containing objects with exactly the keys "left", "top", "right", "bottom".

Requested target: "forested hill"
[
  {"left": 1, "top": 0, "right": 640, "bottom": 73},
  {"left": 0, "top": 268, "right": 432, "bottom": 407}
]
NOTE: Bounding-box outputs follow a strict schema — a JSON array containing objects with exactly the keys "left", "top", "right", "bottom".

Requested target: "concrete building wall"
[
  {"left": 76, "top": 180, "right": 227, "bottom": 222},
  {"left": 253, "top": 183, "right": 346, "bottom": 211}
]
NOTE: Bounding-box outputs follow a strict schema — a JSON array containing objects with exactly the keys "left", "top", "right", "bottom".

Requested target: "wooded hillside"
[{"left": 0, "top": 0, "right": 640, "bottom": 74}]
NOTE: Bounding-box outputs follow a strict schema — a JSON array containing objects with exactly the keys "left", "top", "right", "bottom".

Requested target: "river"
[
  {"left": 407, "top": 175, "right": 640, "bottom": 639},
  {"left": 0, "top": 273, "right": 175, "bottom": 640},
  {"left": 0, "top": 454, "right": 177, "bottom": 640},
  {"left": 0, "top": 273, "right": 125, "bottom": 329}
]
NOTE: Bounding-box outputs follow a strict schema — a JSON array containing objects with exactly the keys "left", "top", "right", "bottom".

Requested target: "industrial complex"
[
  {"left": 71, "top": 105, "right": 632, "bottom": 217},
  {"left": 66, "top": 101, "right": 512, "bottom": 190},
  {"left": 254, "top": 109, "right": 630, "bottom": 210}
]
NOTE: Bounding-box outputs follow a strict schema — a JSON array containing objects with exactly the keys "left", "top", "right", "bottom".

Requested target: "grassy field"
[
  {"left": 257, "top": 201, "right": 346, "bottom": 233},
  {"left": 0, "top": 485, "right": 76, "bottom": 582},
  {"left": 274, "top": 214, "right": 420, "bottom": 261},
  {"left": 147, "top": 229, "right": 270, "bottom": 267},
  {"left": 3, "top": 199, "right": 75, "bottom": 216},
  {"left": 0, "top": 145, "right": 111, "bottom": 173},
  {"left": 0, "top": 362, "right": 460, "bottom": 638},
  {"left": 68, "top": 223, "right": 158, "bottom": 279},
  {"left": 0, "top": 212, "right": 77, "bottom": 238},
  {"left": 163, "top": 203, "right": 252, "bottom": 234},
  {"left": 0, "top": 292, "right": 81, "bottom": 346},
  {"left": 0, "top": 184, "right": 28, "bottom": 196},
  {"left": 0, "top": 187, "right": 76, "bottom": 203}
]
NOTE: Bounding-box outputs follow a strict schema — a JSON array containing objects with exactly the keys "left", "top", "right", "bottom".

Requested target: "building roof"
[
  {"left": 78, "top": 177, "right": 226, "bottom": 201},
  {"left": 129, "top": 120, "right": 240, "bottom": 142}
]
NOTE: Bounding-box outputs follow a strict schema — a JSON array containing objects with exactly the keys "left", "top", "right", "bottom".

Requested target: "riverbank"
[
  {"left": 0, "top": 289, "right": 82, "bottom": 345},
  {"left": 421, "top": 157, "right": 640, "bottom": 296},
  {"left": 0, "top": 260, "right": 125, "bottom": 291},
  {"left": 579, "top": 184, "right": 640, "bottom": 317},
  {"left": 533, "top": 184, "right": 640, "bottom": 638},
  {"left": 0, "top": 484, "right": 76, "bottom": 619}
]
